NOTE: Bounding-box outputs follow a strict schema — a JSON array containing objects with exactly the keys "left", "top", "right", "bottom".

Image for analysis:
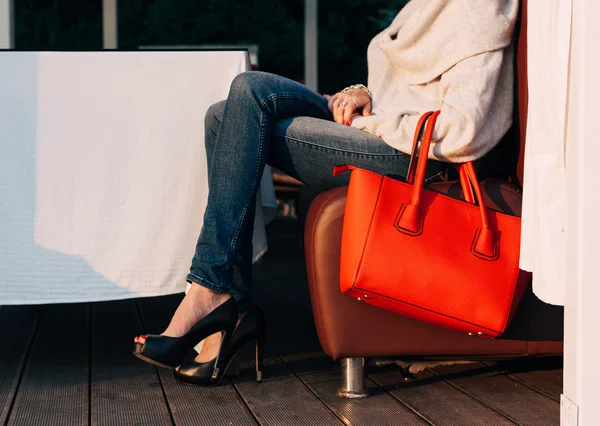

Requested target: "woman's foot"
[
  {"left": 172, "top": 306, "right": 265, "bottom": 386},
  {"left": 174, "top": 312, "right": 247, "bottom": 372},
  {"left": 134, "top": 284, "right": 231, "bottom": 345},
  {"left": 193, "top": 332, "right": 223, "bottom": 363}
]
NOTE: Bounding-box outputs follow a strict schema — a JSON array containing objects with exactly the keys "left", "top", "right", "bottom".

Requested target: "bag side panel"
[{"left": 340, "top": 169, "right": 384, "bottom": 294}]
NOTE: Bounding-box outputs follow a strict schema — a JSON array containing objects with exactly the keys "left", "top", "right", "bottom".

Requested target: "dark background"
[{"left": 14, "top": 0, "right": 410, "bottom": 94}]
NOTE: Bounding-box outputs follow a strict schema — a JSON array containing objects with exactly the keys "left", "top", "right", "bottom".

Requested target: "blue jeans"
[{"left": 187, "top": 71, "right": 442, "bottom": 312}]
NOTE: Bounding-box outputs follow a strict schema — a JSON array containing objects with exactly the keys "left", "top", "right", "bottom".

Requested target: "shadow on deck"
[{"left": 0, "top": 218, "right": 562, "bottom": 425}]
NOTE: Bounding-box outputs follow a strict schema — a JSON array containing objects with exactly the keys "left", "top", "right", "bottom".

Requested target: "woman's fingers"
[
  {"left": 343, "top": 100, "right": 358, "bottom": 125},
  {"left": 362, "top": 101, "right": 372, "bottom": 117},
  {"left": 328, "top": 93, "right": 340, "bottom": 114},
  {"left": 330, "top": 89, "right": 371, "bottom": 124},
  {"left": 334, "top": 96, "right": 347, "bottom": 124}
]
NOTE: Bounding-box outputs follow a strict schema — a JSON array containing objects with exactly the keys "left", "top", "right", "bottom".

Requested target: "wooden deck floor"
[{"left": 0, "top": 218, "right": 562, "bottom": 425}]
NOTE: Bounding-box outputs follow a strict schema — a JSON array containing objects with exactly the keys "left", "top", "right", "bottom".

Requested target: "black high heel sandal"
[
  {"left": 173, "top": 304, "right": 266, "bottom": 386},
  {"left": 133, "top": 297, "right": 238, "bottom": 369}
]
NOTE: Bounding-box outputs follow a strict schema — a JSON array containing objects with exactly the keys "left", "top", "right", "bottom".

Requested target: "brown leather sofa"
[{"left": 304, "top": 0, "right": 564, "bottom": 398}]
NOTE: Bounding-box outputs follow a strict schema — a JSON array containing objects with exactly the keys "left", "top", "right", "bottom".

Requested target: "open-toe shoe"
[
  {"left": 133, "top": 297, "right": 238, "bottom": 369},
  {"left": 173, "top": 304, "right": 265, "bottom": 385}
]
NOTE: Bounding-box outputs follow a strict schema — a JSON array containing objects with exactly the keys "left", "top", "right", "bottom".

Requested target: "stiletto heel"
[
  {"left": 255, "top": 332, "right": 265, "bottom": 382},
  {"left": 174, "top": 304, "right": 266, "bottom": 386},
  {"left": 133, "top": 297, "right": 237, "bottom": 368},
  {"left": 211, "top": 328, "right": 233, "bottom": 380}
]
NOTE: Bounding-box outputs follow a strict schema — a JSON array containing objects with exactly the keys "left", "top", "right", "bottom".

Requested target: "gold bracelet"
[{"left": 342, "top": 84, "right": 372, "bottom": 99}]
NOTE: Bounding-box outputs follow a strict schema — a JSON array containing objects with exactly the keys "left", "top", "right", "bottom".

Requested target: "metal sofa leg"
[{"left": 337, "top": 357, "right": 369, "bottom": 399}]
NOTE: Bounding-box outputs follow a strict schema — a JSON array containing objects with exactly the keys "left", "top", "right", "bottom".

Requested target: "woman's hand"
[{"left": 325, "top": 88, "right": 372, "bottom": 125}]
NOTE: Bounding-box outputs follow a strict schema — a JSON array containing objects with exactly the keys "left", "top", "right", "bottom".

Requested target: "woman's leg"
[
  {"left": 267, "top": 115, "right": 444, "bottom": 189},
  {"left": 159, "top": 72, "right": 333, "bottom": 346},
  {"left": 164, "top": 100, "right": 257, "bottom": 363},
  {"left": 188, "top": 72, "right": 332, "bottom": 295},
  {"left": 203, "top": 100, "right": 254, "bottom": 315}
]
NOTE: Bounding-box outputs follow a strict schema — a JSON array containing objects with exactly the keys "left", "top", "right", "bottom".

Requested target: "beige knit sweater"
[{"left": 351, "top": 0, "right": 519, "bottom": 163}]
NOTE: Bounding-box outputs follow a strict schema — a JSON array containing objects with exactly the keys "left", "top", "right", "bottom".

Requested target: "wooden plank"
[
  {"left": 226, "top": 270, "right": 343, "bottom": 425},
  {"left": 136, "top": 295, "right": 259, "bottom": 426},
  {"left": 370, "top": 367, "right": 516, "bottom": 426},
  {"left": 7, "top": 304, "right": 88, "bottom": 426},
  {"left": 0, "top": 305, "right": 40, "bottom": 424},
  {"left": 488, "top": 358, "right": 563, "bottom": 402},
  {"left": 158, "top": 372, "right": 258, "bottom": 426},
  {"left": 234, "top": 374, "right": 343, "bottom": 426},
  {"left": 301, "top": 370, "right": 430, "bottom": 426},
  {"left": 431, "top": 362, "right": 560, "bottom": 426},
  {"left": 91, "top": 299, "right": 172, "bottom": 426}
]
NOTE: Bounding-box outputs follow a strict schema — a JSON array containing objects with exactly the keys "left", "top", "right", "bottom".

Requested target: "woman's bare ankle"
[
  {"left": 194, "top": 284, "right": 230, "bottom": 303},
  {"left": 161, "top": 284, "right": 231, "bottom": 338}
]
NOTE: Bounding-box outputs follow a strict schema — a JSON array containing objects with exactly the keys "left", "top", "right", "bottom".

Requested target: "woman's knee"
[
  {"left": 205, "top": 100, "right": 226, "bottom": 131},
  {"left": 205, "top": 100, "right": 226, "bottom": 159},
  {"left": 230, "top": 71, "right": 273, "bottom": 98}
]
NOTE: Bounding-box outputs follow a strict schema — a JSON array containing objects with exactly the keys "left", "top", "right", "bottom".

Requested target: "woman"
[{"left": 133, "top": 0, "right": 518, "bottom": 385}]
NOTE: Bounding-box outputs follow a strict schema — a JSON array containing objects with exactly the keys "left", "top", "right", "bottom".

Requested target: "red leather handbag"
[{"left": 335, "top": 111, "right": 529, "bottom": 338}]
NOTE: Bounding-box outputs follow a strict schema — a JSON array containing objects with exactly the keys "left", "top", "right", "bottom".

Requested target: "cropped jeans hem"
[
  {"left": 186, "top": 274, "right": 229, "bottom": 294},
  {"left": 186, "top": 274, "right": 249, "bottom": 314}
]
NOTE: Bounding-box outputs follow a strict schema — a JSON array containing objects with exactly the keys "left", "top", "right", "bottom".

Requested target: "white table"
[{"left": 0, "top": 51, "right": 276, "bottom": 304}]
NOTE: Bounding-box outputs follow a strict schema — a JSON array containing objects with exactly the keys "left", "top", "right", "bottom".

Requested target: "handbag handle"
[
  {"left": 460, "top": 162, "right": 491, "bottom": 230},
  {"left": 406, "top": 111, "right": 435, "bottom": 184},
  {"left": 458, "top": 163, "right": 475, "bottom": 203},
  {"left": 396, "top": 111, "right": 498, "bottom": 260},
  {"left": 408, "top": 113, "right": 475, "bottom": 203}
]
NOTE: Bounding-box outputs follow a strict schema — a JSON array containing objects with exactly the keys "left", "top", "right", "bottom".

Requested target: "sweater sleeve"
[
  {"left": 365, "top": 48, "right": 513, "bottom": 163},
  {"left": 429, "top": 48, "right": 512, "bottom": 162}
]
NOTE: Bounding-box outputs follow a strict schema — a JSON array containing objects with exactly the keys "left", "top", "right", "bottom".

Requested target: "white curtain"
[{"left": 520, "top": 0, "right": 573, "bottom": 306}]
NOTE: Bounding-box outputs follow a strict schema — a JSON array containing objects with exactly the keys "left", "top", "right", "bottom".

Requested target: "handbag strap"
[
  {"left": 462, "top": 161, "right": 491, "bottom": 231},
  {"left": 410, "top": 112, "right": 475, "bottom": 204},
  {"left": 406, "top": 111, "right": 435, "bottom": 185},
  {"left": 458, "top": 164, "right": 475, "bottom": 203},
  {"left": 397, "top": 111, "right": 497, "bottom": 260}
]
